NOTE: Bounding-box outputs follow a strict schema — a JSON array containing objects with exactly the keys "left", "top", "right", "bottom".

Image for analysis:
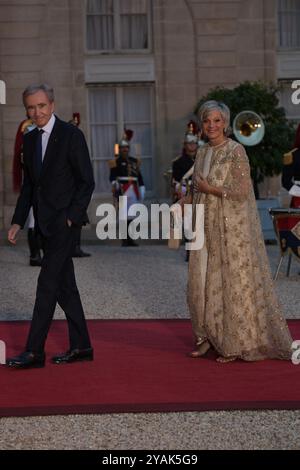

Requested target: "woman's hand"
[
  {"left": 193, "top": 175, "right": 211, "bottom": 194},
  {"left": 172, "top": 194, "right": 192, "bottom": 218},
  {"left": 179, "top": 193, "right": 192, "bottom": 209}
]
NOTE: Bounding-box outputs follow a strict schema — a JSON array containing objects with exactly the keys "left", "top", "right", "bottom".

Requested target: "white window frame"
[
  {"left": 85, "top": 0, "right": 152, "bottom": 54},
  {"left": 87, "top": 82, "right": 155, "bottom": 197},
  {"left": 277, "top": 0, "right": 300, "bottom": 50}
]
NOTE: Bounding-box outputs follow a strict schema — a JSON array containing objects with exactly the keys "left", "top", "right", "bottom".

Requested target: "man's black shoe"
[
  {"left": 72, "top": 246, "right": 91, "bottom": 258},
  {"left": 29, "top": 255, "right": 42, "bottom": 267},
  {"left": 128, "top": 239, "right": 139, "bottom": 247},
  {"left": 6, "top": 351, "right": 45, "bottom": 369},
  {"left": 52, "top": 348, "right": 94, "bottom": 364}
]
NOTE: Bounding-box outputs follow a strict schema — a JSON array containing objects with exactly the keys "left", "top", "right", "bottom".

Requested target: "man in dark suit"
[{"left": 6, "top": 84, "right": 95, "bottom": 369}]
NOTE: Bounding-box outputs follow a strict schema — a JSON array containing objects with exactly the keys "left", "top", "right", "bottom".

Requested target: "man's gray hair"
[
  {"left": 22, "top": 84, "right": 54, "bottom": 105},
  {"left": 198, "top": 100, "right": 231, "bottom": 135}
]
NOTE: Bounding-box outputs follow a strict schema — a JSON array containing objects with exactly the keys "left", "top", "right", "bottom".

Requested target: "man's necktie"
[{"left": 36, "top": 129, "right": 44, "bottom": 177}]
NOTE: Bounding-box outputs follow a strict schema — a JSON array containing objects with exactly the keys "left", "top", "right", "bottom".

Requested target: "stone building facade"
[{"left": 0, "top": 0, "right": 299, "bottom": 229}]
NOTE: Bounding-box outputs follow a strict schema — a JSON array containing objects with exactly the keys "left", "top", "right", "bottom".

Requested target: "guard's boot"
[{"left": 127, "top": 220, "right": 138, "bottom": 247}]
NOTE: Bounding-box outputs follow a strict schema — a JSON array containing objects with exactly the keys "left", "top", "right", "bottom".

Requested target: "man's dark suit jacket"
[{"left": 12, "top": 116, "right": 95, "bottom": 236}]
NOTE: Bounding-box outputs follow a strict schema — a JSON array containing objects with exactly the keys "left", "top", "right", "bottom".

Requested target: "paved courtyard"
[{"left": 0, "top": 241, "right": 300, "bottom": 450}]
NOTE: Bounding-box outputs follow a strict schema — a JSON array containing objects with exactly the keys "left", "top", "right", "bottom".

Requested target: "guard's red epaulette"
[{"left": 20, "top": 119, "right": 34, "bottom": 134}]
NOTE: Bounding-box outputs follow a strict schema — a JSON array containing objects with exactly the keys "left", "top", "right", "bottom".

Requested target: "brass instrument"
[{"left": 233, "top": 110, "right": 265, "bottom": 146}]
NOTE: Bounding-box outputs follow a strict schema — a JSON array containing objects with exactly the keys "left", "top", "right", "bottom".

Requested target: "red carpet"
[{"left": 0, "top": 319, "right": 300, "bottom": 417}]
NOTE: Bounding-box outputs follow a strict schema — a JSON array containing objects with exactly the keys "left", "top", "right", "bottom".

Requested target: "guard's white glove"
[
  {"left": 139, "top": 185, "right": 146, "bottom": 201},
  {"left": 111, "top": 180, "right": 119, "bottom": 196},
  {"left": 289, "top": 184, "right": 300, "bottom": 197},
  {"left": 175, "top": 181, "right": 186, "bottom": 198}
]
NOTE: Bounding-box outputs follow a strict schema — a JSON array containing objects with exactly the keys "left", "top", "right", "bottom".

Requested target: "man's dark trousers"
[{"left": 26, "top": 223, "right": 91, "bottom": 353}]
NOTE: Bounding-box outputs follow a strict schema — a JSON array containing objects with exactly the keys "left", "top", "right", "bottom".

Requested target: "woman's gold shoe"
[
  {"left": 189, "top": 340, "right": 211, "bottom": 358},
  {"left": 216, "top": 355, "right": 237, "bottom": 363}
]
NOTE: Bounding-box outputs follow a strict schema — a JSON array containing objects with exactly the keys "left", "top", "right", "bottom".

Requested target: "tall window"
[
  {"left": 89, "top": 85, "right": 154, "bottom": 194},
  {"left": 278, "top": 0, "right": 300, "bottom": 49},
  {"left": 86, "top": 0, "right": 151, "bottom": 51}
]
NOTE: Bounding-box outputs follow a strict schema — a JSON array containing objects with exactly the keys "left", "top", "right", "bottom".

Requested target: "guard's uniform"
[
  {"left": 172, "top": 152, "right": 195, "bottom": 203},
  {"left": 13, "top": 118, "right": 36, "bottom": 193},
  {"left": 282, "top": 148, "right": 300, "bottom": 208},
  {"left": 109, "top": 129, "right": 145, "bottom": 246},
  {"left": 68, "top": 113, "right": 91, "bottom": 258},
  {"left": 12, "top": 119, "right": 42, "bottom": 266},
  {"left": 170, "top": 120, "right": 201, "bottom": 203},
  {"left": 170, "top": 121, "right": 201, "bottom": 261},
  {"left": 109, "top": 155, "right": 144, "bottom": 216}
]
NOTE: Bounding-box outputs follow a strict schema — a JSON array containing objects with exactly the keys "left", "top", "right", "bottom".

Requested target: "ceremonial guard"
[
  {"left": 171, "top": 121, "right": 201, "bottom": 261},
  {"left": 282, "top": 124, "right": 300, "bottom": 208},
  {"left": 171, "top": 121, "right": 200, "bottom": 203},
  {"left": 282, "top": 123, "right": 300, "bottom": 209},
  {"left": 109, "top": 129, "right": 145, "bottom": 246},
  {"left": 13, "top": 117, "right": 42, "bottom": 266},
  {"left": 278, "top": 124, "right": 300, "bottom": 274}
]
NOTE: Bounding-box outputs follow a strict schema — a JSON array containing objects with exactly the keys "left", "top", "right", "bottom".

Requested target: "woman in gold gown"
[{"left": 183, "top": 100, "right": 292, "bottom": 362}]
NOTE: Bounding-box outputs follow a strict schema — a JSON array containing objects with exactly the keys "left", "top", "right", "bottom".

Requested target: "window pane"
[
  {"left": 278, "top": 0, "right": 300, "bottom": 48},
  {"left": 129, "top": 125, "right": 152, "bottom": 157},
  {"left": 123, "top": 87, "right": 151, "bottom": 122},
  {"left": 121, "top": 15, "right": 148, "bottom": 49},
  {"left": 87, "top": 0, "right": 113, "bottom": 15},
  {"left": 123, "top": 87, "right": 153, "bottom": 190},
  {"left": 89, "top": 86, "right": 154, "bottom": 193},
  {"left": 123, "top": 88, "right": 152, "bottom": 156},
  {"left": 93, "top": 160, "right": 112, "bottom": 193},
  {"left": 120, "top": 0, "right": 147, "bottom": 14},
  {"left": 139, "top": 157, "right": 153, "bottom": 191},
  {"left": 87, "top": 16, "right": 114, "bottom": 50},
  {"left": 86, "top": 0, "right": 114, "bottom": 50},
  {"left": 87, "top": 0, "right": 150, "bottom": 51},
  {"left": 90, "top": 125, "right": 117, "bottom": 158},
  {"left": 89, "top": 89, "right": 118, "bottom": 192},
  {"left": 89, "top": 89, "right": 116, "bottom": 123}
]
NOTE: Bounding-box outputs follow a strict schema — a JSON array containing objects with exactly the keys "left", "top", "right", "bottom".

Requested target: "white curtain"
[
  {"left": 87, "top": 0, "right": 149, "bottom": 50},
  {"left": 121, "top": 15, "right": 148, "bottom": 49},
  {"left": 89, "top": 89, "right": 117, "bottom": 193},
  {"left": 278, "top": 0, "right": 300, "bottom": 48},
  {"left": 89, "top": 86, "right": 153, "bottom": 193},
  {"left": 87, "top": 0, "right": 114, "bottom": 50},
  {"left": 120, "top": 0, "right": 148, "bottom": 49},
  {"left": 123, "top": 87, "right": 153, "bottom": 190}
]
